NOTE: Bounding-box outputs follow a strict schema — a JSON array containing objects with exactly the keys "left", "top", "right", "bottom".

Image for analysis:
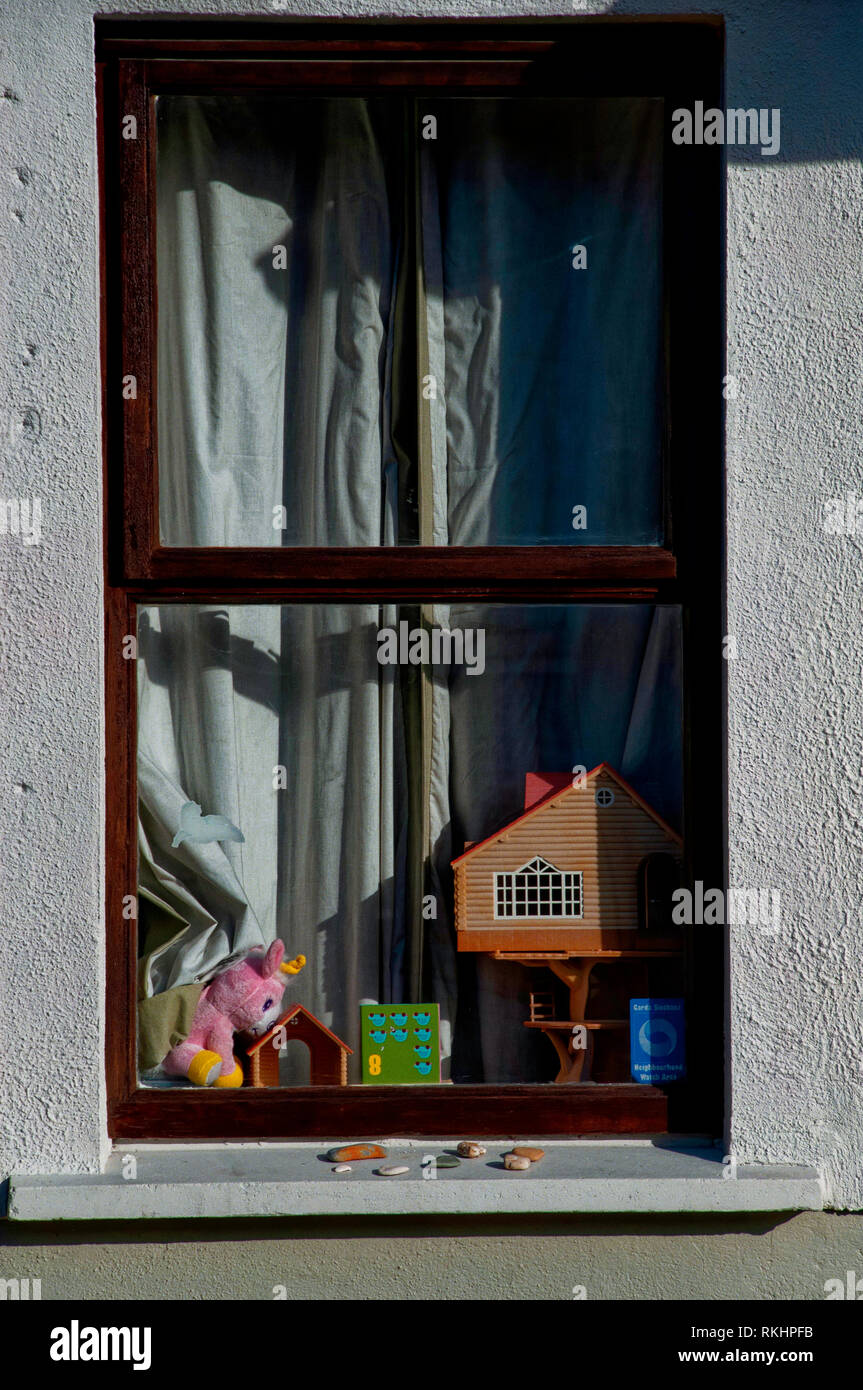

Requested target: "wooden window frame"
[{"left": 99, "top": 17, "right": 725, "bottom": 1141}]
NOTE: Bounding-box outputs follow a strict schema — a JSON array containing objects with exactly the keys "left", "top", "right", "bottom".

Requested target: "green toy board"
[{"left": 360, "top": 1004, "right": 441, "bottom": 1084}]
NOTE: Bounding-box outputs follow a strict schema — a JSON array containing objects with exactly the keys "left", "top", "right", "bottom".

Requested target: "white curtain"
[
  {"left": 138, "top": 602, "right": 408, "bottom": 1084},
  {"left": 419, "top": 97, "right": 664, "bottom": 546},
  {"left": 141, "top": 97, "right": 409, "bottom": 1083},
  {"left": 140, "top": 95, "right": 678, "bottom": 1086},
  {"left": 157, "top": 96, "right": 399, "bottom": 547},
  {"left": 419, "top": 97, "right": 675, "bottom": 1080}
]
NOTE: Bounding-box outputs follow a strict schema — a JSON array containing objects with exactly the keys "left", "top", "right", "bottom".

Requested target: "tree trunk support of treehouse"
[{"left": 494, "top": 949, "right": 680, "bottom": 1084}]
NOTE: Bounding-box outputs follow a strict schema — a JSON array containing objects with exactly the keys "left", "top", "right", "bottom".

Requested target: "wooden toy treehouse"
[{"left": 451, "top": 763, "right": 684, "bottom": 1083}]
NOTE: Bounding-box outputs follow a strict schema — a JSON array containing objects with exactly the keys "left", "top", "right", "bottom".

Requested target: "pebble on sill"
[
  {"left": 326, "top": 1144, "right": 386, "bottom": 1162},
  {"left": 504, "top": 1154, "right": 531, "bottom": 1171}
]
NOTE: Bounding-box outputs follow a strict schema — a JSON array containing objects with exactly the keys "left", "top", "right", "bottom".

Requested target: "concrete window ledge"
[{"left": 7, "top": 1140, "right": 825, "bottom": 1220}]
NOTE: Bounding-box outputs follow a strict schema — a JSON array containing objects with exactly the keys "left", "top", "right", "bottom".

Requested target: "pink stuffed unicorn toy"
[{"left": 163, "top": 939, "right": 305, "bottom": 1087}]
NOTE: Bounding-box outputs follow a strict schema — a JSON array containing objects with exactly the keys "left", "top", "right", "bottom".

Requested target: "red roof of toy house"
[
  {"left": 523, "top": 771, "right": 573, "bottom": 810},
  {"left": 245, "top": 1003, "right": 354, "bottom": 1057},
  {"left": 451, "top": 763, "right": 682, "bottom": 868}
]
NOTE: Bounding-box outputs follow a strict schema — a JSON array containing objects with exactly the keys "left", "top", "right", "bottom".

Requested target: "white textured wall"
[{"left": 2, "top": 0, "right": 862, "bottom": 1209}]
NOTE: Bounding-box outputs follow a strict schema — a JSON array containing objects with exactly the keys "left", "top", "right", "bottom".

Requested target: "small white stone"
[
  {"left": 333, "top": 1164, "right": 351, "bottom": 1173},
  {"left": 377, "top": 1165, "right": 410, "bottom": 1176},
  {"left": 504, "top": 1153, "right": 531, "bottom": 1171}
]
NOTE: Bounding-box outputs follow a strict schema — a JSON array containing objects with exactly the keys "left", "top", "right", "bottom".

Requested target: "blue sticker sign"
[{"left": 630, "top": 998, "right": 686, "bottom": 1083}]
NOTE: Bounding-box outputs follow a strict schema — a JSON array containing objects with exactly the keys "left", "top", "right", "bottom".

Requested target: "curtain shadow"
[
  {"left": 139, "top": 608, "right": 387, "bottom": 710},
  {"left": 605, "top": 0, "right": 863, "bottom": 164},
  {"left": 426, "top": 97, "right": 664, "bottom": 547}
]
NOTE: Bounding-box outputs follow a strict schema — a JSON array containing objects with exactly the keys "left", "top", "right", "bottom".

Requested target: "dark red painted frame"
[{"left": 99, "top": 17, "right": 725, "bottom": 1140}]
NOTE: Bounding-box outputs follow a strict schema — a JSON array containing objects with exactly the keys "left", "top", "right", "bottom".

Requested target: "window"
[
  {"left": 495, "top": 861, "right": 584, "bottom": 920},
  {"left": 100, "top": 19, "right": 724, "bottom": 1140}
]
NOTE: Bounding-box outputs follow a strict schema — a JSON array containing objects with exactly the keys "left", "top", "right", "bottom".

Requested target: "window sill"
[{"left": 7, "top": 1140, "right": 824, "bottom": 1221}]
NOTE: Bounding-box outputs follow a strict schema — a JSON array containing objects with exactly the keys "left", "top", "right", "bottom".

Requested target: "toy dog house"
[{"left": 244, "top": 1003, "right": 353, "bottom": 1087}]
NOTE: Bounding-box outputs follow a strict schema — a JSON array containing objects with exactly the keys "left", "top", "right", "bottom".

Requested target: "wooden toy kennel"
[{"left": 244, "top": 1003, "right": 352, "bottom": 1087}]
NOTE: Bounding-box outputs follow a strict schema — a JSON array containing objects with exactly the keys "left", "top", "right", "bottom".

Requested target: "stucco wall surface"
[
  {"left": 1, "top": 1211, "right": 862, "bottom": 1300},
  {"left": 2, "top": 0, "right": 863, "bottom": 1218}
]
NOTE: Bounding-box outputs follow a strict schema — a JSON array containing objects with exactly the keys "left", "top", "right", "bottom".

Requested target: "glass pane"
[
  {"left": 420, "top": 99, "right": 665, "bottom": 545},
  {"left": 136, "top": 603, "right": 413, "bottom": 1086},
  {"left": 136, "top": 602, "right": 683, "bottom": 1090},
  {"left": 156, "top": 97, "right": 411, "bottom": 546},
  {"left": 155, "top": 95, "right": 665, "bottom": 550},
  {"left": 429, "top": 603, "right": 683, "bottom": 1081}
]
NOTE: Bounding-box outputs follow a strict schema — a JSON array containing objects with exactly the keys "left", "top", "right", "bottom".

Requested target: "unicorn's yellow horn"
[{"left": 280, "top": 954, "right": 306, "bottom": 976}]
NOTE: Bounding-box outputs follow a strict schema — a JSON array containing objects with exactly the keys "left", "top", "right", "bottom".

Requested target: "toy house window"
[
  {"left": 495, "top": 862, "right": 583, "bottom": 920},
  {"left": 100, "top": 20, "right": 724, "bottom": 1140}
]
